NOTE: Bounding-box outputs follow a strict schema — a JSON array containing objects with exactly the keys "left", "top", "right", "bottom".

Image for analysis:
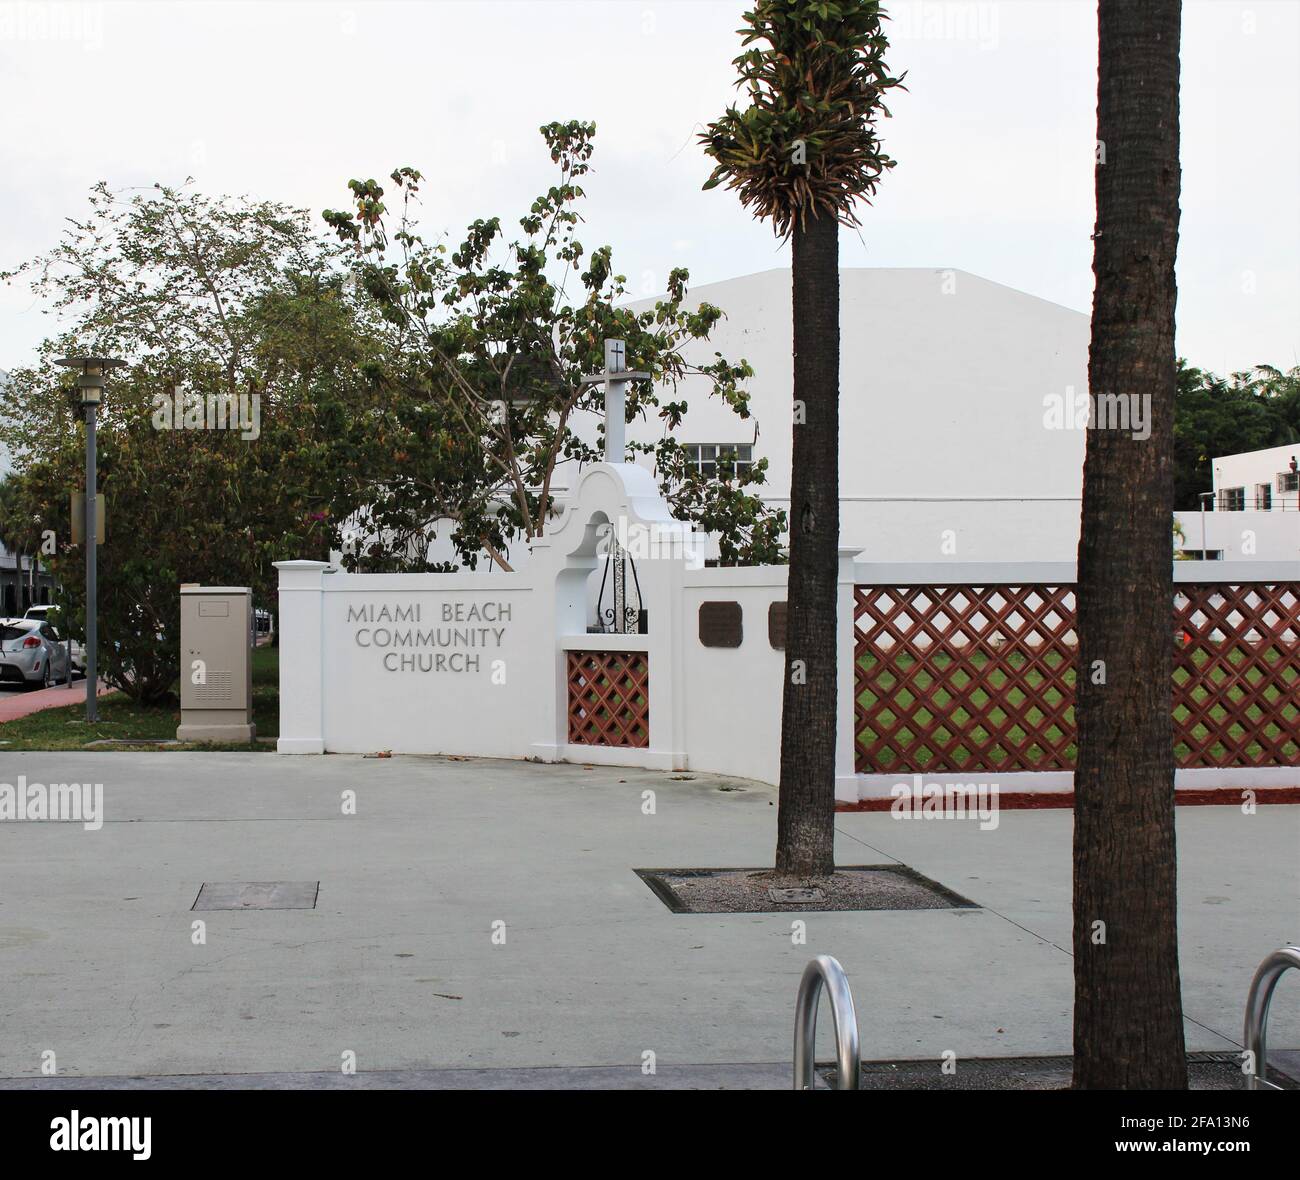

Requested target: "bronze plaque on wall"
[
  {"left": 768, "top": 601, "right": 787, "bottom": 650},
  {"left": 699, "top": 601, "right": 743, "bottom": 648}
]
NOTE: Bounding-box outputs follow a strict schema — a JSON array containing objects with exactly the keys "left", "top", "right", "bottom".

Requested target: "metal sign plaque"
[
  {"left": 768, "top": 601, "right": 787, "bottom": 650},
  {"left": 70, "top": 492, "right": 105, "bottom": 545},
  {"left": 698, "top": 601, "right": 742, "bottom": 648}
]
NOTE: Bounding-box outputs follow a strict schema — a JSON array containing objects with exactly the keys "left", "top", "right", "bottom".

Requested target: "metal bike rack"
[
  {"left": 1243, "top": 944, "right": 1300, "bottom": 1091},
  {"left": 793, "top": 955, "right": 861, "bottom": 1090}
]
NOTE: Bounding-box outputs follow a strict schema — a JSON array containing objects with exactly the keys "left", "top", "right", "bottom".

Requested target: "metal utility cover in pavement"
[
  {"left": 768, "top": 885, "right": 824, "bottom": 903},
  {"left": 192, "top": 882, "right": 319, "bottom": 910}
]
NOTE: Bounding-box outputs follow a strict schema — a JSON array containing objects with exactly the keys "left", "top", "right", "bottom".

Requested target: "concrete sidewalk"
[
  {"left": 0, "top": 679, "right": 112, "bottom": 724},
  {"left": 0, "top": 751, "right": 1294, "bottom": 1083}
]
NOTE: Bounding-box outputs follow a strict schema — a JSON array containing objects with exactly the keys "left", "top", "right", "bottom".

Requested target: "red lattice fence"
[
  {"left": 1174, "top": 584, "right": 1300, "bottom": 767},
  {"left": 567, "top": 651, "right": 650, "bottom": 748},
  {"left": 854, "top": 583, "right": 1300, "bottom": 774}
]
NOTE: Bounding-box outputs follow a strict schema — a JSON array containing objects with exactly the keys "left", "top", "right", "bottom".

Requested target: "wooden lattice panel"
[
  {"left": 854, "top": 585, "right": 1078, "bottom": 773},
  {"left": 854, "top": 582, "right": 1300, "bottom": 774},
  {"left": 1173, "top": 584, "right": 1300, "bottom": 767},
  {"left": 567, "top": 651, "right": 650, "bottom": 749}
]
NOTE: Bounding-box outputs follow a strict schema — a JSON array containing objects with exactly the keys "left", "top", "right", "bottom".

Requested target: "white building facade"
[
  {"left": 412, "top": 267, "right": 1092, "bottom": 570},
  {"left": 623, "top": 266, "right": 1090, "bottom": 564},
  {"left": 360, "top": 267, "right": 1299, "bottom": 568},
  {"left": 0, "top": 373, "right": 54, "bottom": 615},
  {"left": 1173, "top": 443, "right": 1300, "bottom": 562}
]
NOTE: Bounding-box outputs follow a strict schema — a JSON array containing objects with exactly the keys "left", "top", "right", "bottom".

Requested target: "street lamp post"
[{"left": 55, "top": 355, "right": 124, "bottom": 722}]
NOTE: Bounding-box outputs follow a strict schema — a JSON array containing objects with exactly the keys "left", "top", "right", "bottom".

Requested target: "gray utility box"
[{"left": 177, "top": 585, "right": 256, "bottom": 744}]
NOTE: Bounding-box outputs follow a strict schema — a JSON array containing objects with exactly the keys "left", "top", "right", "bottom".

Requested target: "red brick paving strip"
[{"left": 0, "top": 680, "right": 114, "bottom": 724}]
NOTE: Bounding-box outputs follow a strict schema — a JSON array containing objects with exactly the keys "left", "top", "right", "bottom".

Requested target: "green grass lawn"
[
  {"left": 857, "top": 644, "right": 1298, "bottom": 769},
  {"left": 0, "top": 646, "right": 279, "bottom": 752}
]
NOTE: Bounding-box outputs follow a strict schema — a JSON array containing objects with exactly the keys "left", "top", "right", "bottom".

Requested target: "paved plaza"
[{"left": 0, "top": 752, "right": 1295, "bottom": 1086}]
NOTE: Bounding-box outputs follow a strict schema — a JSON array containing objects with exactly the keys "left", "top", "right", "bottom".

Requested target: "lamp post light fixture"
[
  {"left": 1197, "top": 490, "right": 1214, "bottom": 562},
  {"left": 54, "top": 355, "right": 125, "bottom": 722}
]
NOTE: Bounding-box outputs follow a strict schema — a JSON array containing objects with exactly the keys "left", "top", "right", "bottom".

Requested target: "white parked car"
[
  {"left": 0, "top": 616, "right": 73, "bottom": 689},
  {"left": 23, "top": 605, "right": 86, "bottom": 676}
]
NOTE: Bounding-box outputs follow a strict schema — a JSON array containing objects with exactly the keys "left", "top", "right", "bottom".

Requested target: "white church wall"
[
  {"left": 366, "top": 269, "right": 1097, "bottom": 573},
  {"left": 681, "top": 569, "right": 787, "bottom": 787},
  {"left": 322, "top": 574, "right": 538, "bottom": 757},
  {"left": 624, "top": 267, "right": 1091, "bottom": 561}
]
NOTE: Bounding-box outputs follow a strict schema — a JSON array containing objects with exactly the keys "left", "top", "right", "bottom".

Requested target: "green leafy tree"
[
  {"left": 323, "top": 121, "right": 785, "bottom": 570},
  {"left": 0, "top": 471, "right": 40, "bottom": 613},
  {"left": 1174, "top": 361, "right": 1300, "bottom": 508},
  {"left": 701, "top": 0, "right": 903, "bottom": 878},
  {"left": 658, "top": 443, "right": 786, "bottom": 566},
  {"left": 0, "top": 183, "right": 380, "bottom": 701}
]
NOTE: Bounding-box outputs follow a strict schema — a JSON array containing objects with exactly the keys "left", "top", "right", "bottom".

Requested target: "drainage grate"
[{"left": 192, "top": 882, "right": 320, "bottom": 911}]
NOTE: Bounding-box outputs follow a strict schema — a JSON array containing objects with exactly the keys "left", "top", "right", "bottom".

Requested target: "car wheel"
[{"left": 41, "top": 661, "right": 53, "bottom": 689}]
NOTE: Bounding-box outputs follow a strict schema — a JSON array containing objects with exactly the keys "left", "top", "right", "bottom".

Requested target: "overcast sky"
[{"left": 1, "top": 0, "right": 1296, "bottom": 375}]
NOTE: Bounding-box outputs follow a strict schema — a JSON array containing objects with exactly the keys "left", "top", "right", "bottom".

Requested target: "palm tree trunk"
[
  {"left": 1073, "top": 0, "right": 1186, "bottom": 1089},
  {"left": 776, "top": 211, "right": 840, "bottom": 879}
]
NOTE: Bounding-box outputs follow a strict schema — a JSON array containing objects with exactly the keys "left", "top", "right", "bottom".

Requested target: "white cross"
[{"left": 581, "top": 339, "right": 649, "bottom": 463}]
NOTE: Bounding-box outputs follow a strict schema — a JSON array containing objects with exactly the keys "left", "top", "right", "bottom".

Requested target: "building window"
[
  {"left": 1278, "top": 470, "right": 1299, "bottom": 493},
  {"left": 1220, "top": 487, "right": 1245, "bottom": 511},
  {"left": 682, "top": 443, "right": 753, "bottom": 478},
  {"left": 1255, "top": 483, "right": 1272, "bottom": 510}
]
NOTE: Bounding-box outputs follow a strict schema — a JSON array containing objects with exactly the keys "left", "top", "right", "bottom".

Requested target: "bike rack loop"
[
  {"left": 1243, "top": 944, "right": 1300, "bottom": 1091},
  {"left": 793, "top": 955, "right": 861, "bottom": 1091}
]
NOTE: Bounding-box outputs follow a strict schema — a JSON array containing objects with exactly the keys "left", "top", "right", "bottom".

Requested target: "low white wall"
[
  {"left": 320, "top": 572, "right": 540, "bottom": 758},
  {"left": 682, "top": 569, "right": 787, "bottom": 786},
  {"left": 276, "top": 561, "right": 544, "bottom": 757},
  {"left": 279, "top": 465, "right": 709, "bottom": 771},
  {"left": 1174, "top": 509, "right": 1300, "bottom": 561},
  {"left": 679, "top": 553, "right": 860, "bottom": 798},
  {"left": 277, "top": 538, "right": 1298, "bottom": 802}
]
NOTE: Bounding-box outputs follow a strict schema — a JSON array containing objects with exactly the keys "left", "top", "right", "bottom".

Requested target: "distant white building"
[
  {"left": 1174, "top": 443, "right": 1300, "bottom": 561},
  {"left": 0, "top": 370, "right": 11, "bottom": 478},
  {"left": 1209, "top": 442, "right": 1300, "bottom": 512},
  {"left": 1, "top": 370, "right": 42, "bottom": 613},
  {"left": 0, "top": 371, "right": 57, "bottom": 613}
]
